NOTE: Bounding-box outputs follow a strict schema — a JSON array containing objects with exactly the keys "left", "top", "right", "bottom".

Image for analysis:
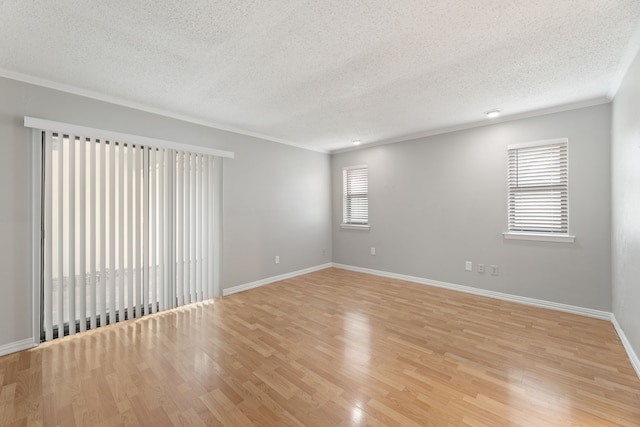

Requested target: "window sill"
[
  {"left": 341, "top": 224, "right": 370, "bottom": 230},
  {"left": 503, "top": 232, "right": 575, "bottom": 243}
]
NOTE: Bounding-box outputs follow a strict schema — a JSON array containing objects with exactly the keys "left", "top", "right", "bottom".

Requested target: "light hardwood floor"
[{"left": 1, "top": 268, "right": 639, "bottom": 426}]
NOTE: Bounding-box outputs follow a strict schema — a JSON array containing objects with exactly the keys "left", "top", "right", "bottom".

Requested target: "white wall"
[
  {"left": 332, "top": 104, "right": 612, "bottom": 310},
  {"left": 612, "top": 48, "right": 640, "bottom": 359},
  {"left": 0, "top": 76, "right": 332, "bottom": 349}
]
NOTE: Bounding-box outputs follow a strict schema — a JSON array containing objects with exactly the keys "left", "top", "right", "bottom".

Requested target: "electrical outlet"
[
  {"left": 478, "top": 263, "right": 485, "bottom": 273},
  {"left": 491, "top": 265, "right": 499, "bottom": 276},
  {"left": 275, "top": 255, "right": 280, "bottom": 264},
  {"left": 465, "top": 261, "right": 473, "bottom": 271},
  {"left": 370, "top": 247, "right": 376, "bottom": 256}
]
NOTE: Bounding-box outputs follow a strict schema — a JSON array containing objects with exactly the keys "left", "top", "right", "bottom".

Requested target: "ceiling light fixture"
[
  {"left": 353, "top": 140, "right": 361, "bottom": 146},
  {"left": 486, "top": 110, "right": 501, "bottom": 119}
]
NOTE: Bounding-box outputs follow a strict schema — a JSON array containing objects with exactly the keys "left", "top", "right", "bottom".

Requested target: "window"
[
  {"left": 26, "top": 117, "right": 233, "bottom": 341},
  {"left": 504, "top": 138, "right": 574, "bottom": 242},
  {"left": 342, "top": 165, "right": 369, "bottom": 229}
]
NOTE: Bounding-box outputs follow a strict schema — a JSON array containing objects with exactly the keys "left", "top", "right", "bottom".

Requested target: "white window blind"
[
  {"left": 29, "top": 117, "right": 231, "bottom": 342},
  {"left": 507, "top": 139, "right": 568, "bottom": 235},
  {"left": 343, "top": 166, "right": 368, "bottom": 225}
]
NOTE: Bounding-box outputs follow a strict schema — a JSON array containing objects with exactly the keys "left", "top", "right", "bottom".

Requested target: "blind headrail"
[{"left": 24, "top": 116, "right": 235, "bottom": 159}]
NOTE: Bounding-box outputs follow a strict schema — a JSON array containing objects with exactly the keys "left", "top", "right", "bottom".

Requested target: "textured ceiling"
[{"left": 1, "top": 1, "right": 640, "bottom": 152}]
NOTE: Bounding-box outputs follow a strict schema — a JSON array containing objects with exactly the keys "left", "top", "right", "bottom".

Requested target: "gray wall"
[
  {"left": 0, "top": 76, "right": 332, "bottom": 348},
  {"left": 612, "top": 48, "right": 640, "bottom": 357},
  {"left": 0, "top": 73, "right": 622, "bottom": 350},
  {"left": 332, "top": 104, "right": 612, "bottom": 310}
]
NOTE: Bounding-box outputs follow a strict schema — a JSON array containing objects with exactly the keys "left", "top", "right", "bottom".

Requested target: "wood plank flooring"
[{"left": 1, "top": 267, "right": 639, "bottom": 426}]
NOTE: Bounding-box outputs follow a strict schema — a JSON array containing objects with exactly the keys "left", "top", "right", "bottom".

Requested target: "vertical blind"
[
  {"left": 507, "top": 139, "right": 568, "bottom": 234},
  {"left": 343, "top": 166, "right": 368, "bottom": 225},
  {"left": 39, "top": 127, "right": 222, "bottom": 341}
]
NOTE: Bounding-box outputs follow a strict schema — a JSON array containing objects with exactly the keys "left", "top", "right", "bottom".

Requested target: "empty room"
[{"left": 1, "top": 1, "right": 640, "bottom": 425}]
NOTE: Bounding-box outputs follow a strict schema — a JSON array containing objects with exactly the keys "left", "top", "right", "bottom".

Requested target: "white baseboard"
[
  {"left": 611, "top": 315, "right": 640, "bottom": 379},
  {"left": 0, "top": 338, "right": 37, "bottom": 357},
  {"left": 223, "top": 263, "right": 333, "bottom": 296},
  {"left": 332, "top": 263, "right": 611, "bottom": 320}
]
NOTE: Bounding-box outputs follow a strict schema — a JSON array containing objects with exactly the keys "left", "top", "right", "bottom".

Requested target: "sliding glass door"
[{"left": 39, "top": 129, "right": 219, "bottom": 341}]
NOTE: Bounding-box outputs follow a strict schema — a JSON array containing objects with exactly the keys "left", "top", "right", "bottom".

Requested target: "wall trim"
[
  {"left": 332, "top": 98, "right": 610, "bottom": 154},
  {"left": 332, "top": 263, "right": 611, "bottom": 320},
  {"left": 0, "top": 70, "right": 328, "bottom": 154},
  {"left": 0, "top": 338, "right": 37, "bottom": 357},
  {"left": 611, "top": 314, "right": 640, "bottom": 379},
  {"left": 222, "top": 263, "right": 333, "bottom": 296}
]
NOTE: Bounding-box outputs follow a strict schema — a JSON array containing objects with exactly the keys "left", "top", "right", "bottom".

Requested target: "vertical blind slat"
[
  {"left": 196, "top": 154, "right": 203, "bottom": 302},
  {"left": 167, "top": 150, "right": 174, "bottom": 309},
  {"left": 89, "top": 137, "right": 96, "bottom": 330},
  {"left": 202, "top": 156, "right": 209, "bottom": 300},
  {"left": 176, "top": 151, "right": 184, "bottom": 307},
  {"left": 118, "top": 142, "right": 125, "bottom": 320},
  {"left": 135, "top": 146, "right": 142, "bottom": 318},
  {"left": 190, "top": 153, "right": 197, "bottom": 302},
  {"left": 99, "top": 139, "right": 107, "bottom": 326},
  {"left": 68, "top": 134, "right": 76, "bottom": 335},
  {"left": 150, "top": 148, "right": 157, "bottom": 314},
  {"left": 78, "top": 136, "right": 86, "bottom": 332},
  {"left": 211, "top": 157, "right": 218, "bottom": 298},
  {"left": 108, "top": 141, "right": 116, "bottom": 325},
  {"left": 184, "top": 152, "right": 191, "bottom": 304},
  {"left": 158, "top": 149, "right": 165, "bottom": 312},
  {"left": 142, "top": 148, "right": 149, "bottom": 316},
  {"left": 43, "top": 131, "right": 53, "bottom": 341},
  {"left": 57, "top": 134, "right": 64, "bottom": 336},
  {"left": 126, "top": 144, "right": 134, "bottom": 319}
]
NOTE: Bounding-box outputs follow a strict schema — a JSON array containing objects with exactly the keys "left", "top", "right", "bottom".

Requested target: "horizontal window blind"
[
  {"left": 343, "top": 166, "right": 368, "bottom": 225},
  {"left": 38, "top": 128, "right": 221, "bottom": 341},
  {"left": 508, "top": 139, "right": 568, "bottom": 234}
]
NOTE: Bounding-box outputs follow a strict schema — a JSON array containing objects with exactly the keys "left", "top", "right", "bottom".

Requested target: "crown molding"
[{"left": 0, "top": 69, "right": 329, "bottom": 155}]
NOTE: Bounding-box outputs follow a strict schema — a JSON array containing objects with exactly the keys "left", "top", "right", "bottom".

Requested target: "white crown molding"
[
  {"left": 0, "top": 69, "right": 329, "bottom": 155},
  {"left": 331, "top": 97, "right": 611, "bottom": 154},
  {"left": 222, "top": 263, "right": 333, "bottom": 296},
  {"left": 1, "top": 69, "right": 613, "bottom": 157}
]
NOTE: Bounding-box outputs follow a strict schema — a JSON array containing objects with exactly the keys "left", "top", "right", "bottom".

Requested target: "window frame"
[
  {"left": 503, "top": 138, "right": 575, "bottom": 243},
  {"left": 341, "top": 165, "right": 370, "bottom": 230}
]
